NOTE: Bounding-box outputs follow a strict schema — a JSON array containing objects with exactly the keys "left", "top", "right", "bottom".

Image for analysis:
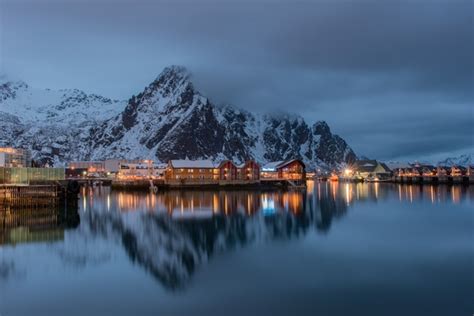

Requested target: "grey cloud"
[{"left": 1, "top": 0, "right": 473, "bottom": 160}]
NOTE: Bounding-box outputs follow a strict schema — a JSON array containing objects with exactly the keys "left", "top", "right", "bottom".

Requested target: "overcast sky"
[{"left": 1, "top": 0, "right": 473, "bottom": 161}]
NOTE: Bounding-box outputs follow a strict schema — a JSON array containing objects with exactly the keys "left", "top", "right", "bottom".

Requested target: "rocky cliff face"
[{"left": 0, "top": 66, "right": 356, "bottom": 169}]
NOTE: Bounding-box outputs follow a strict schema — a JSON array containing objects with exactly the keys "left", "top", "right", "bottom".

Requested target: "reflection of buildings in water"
[
  {"left": 104, "top": 188, "right": 305, "bottom": 217},
  {"left": 311, "top": 182, "right": 349, "bottom": 232},
  {"left": 82, "top": 183, "right": 473, "bottom": 220},
  {"left": 108, "top": 194, "right": 313, "bottom": 291},
  {"left": 396, "top": 184, "right": 472, "bottom": 204},
  {"left": 70, "top": 187, "right": 336, "bottom": 291},
  {"left": 70, "top": 183, "right": 473, "bottom": 291},
  {"left": 451, "top": 186, "right": 461, "bottom": 204},
  {"left": 0, "top": 205, "right": 80, "bottom": 246},
  {"left": 311, "top": 181, "right": 473, "bottom": 205}
]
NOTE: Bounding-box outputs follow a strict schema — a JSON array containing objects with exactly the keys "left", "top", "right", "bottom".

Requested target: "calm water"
[{"left": 1, "top": 182, "right": 473, "bottom": 316}]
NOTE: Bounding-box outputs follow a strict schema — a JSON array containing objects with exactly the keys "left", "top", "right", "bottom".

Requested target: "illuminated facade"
[
  {"left": 237, "top": 160, "right": 260, "bottom": 181},
  {"left": 217, "top": 160, "right": 238, "bottom": 180},
  {"left": 352, "top": 160, "right": 391, "bottom": 179},
  {"left": 165, "top": 159, "right": 262, "bottom": 184},
  {"left": 165, "top": 160, "right": 219, "bottom": 182},
  {"left": 68, "top": 161, "right": 105, "bottom": 173},
  {"left": 0, "top": 147, "right": 31, "bottom": 168},
  {"left": 261, "top": 159, "right": 306, "bottom": 180}
]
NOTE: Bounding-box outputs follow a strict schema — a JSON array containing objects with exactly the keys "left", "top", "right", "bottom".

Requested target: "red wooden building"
[
  {"left": 217, "top": 160, "right": 238, "bottom": 180},
  {"left": 237, "top": 160, "right": 260, "bottom": 181}
]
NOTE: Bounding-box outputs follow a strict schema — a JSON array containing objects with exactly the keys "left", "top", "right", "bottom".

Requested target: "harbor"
[{"left": 0, "top": 147, "right": 472, "bottom": 210}]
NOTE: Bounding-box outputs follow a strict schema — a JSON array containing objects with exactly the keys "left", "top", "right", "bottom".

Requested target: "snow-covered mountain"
[
  {"left": 0, "top": 78, "right": 125, "bottom": 165},
  {"left": 0, "top": 66, "right": 356, "bottom": 169},
  {"left": 437, "top": 154, "right": 473, "bottom": 166}
]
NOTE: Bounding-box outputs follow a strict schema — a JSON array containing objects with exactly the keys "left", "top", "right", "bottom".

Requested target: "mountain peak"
[
  {"left": 0, "top": 79, "right": 29, "bottom": 102},
  {"left": 157, "top": 65, "right": 190, "bottom": 82},
  {"left": 313, "top": 121, "right": 330, "bottom": 135},
  {"left": 143, "top": 65, "right": 194, "bottom": 99}
]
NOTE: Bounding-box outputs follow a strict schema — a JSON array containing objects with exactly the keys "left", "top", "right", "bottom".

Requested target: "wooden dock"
[
  {"left": 0, "top": 181, "right": 80, "bottom": 208},
  {"left": 0, "top": 184, "right": 61, "bottom": 208}
]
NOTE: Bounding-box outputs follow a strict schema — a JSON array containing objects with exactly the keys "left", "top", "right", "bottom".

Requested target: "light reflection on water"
[
  {"left": 0, "top": 182, "right": 473, "bottom": 316},
  {"left": 77, "top": 181, "right": 473, "bottom": 217}
]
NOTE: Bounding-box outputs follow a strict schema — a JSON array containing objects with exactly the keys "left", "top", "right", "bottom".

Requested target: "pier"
[{"left": 0, "top": 184, "right": 62, "bottom": 208}]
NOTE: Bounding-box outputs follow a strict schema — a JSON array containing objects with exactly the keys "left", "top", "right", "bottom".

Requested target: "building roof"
[
  {"left": 236, "top": 160, "right": 258, "bottom": 168},
  {"left": 262, "top": 161, "right": 284, "bottom": 171},
  {"left": 354, "top": 160, "right": 378, "bottom": 172},
  {"left": 262, "top": 159, "right": 304, "bottom": 171},
  {"left": 379, "top": 162, "right": 392, "bottom": 172},
  {"left": 278, "top": 159, "right": 305, "bottom": 169},
  {"left": 217, "top": 160, "right": 237, "bottom": 168},
  {"left": 354, "top": 159, "right": 392, "bottom": 173},
  {"left": 169, "top": 159, "right": 216, "bottom": 169}
]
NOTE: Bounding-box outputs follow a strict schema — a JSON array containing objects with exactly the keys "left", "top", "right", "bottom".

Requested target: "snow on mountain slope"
[
  {"left": 0, "top": 79, "right": 124, "bottom": 126},
  {"left": 437, "top": 154, "right": 473, "bottom": 166},
  {"left": 89, "top": 66, "right": 356, "bottom": 169},
  {"left": 0, "top": 66, "right": 356, "bottom": 168}
]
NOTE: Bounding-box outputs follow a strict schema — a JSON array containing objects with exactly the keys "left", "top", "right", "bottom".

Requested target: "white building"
[{"left": 118, "top": 161, "right": 166, "bottom": 179}]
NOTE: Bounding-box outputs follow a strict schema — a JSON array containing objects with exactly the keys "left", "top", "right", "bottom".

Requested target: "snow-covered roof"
[
  {"left": 262, "top": 161, "right": 284, "bottom": 171},
  {"left": 169, "top": 159, "right": 216, "bottom": 168}
]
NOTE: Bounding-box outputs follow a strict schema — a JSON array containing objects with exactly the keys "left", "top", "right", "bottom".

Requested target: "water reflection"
[
  {"left": 68, "top": 182, "right": 472, "bottom": 290},
  {"left": 1, "top": 182, "right": 472, "bottom": 292},
  {"left": 0, "top": 204, "right": 80, "bottom": 246}
]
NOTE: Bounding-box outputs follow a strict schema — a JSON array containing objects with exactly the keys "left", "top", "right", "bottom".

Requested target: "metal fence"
[{"left": 0, "top": 167, "right": 65, "bottom": 184}]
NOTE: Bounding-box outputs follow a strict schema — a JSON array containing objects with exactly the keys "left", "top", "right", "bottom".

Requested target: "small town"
[
  {"left": 1, "top": 146, "right": 473, "bottom": 209},
  {"left": 2, "top": 2, "right": 473, "bottom": 315}
]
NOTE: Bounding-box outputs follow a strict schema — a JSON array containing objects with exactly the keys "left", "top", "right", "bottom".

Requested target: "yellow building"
[{"left": 165, "top": 159, "right": 219, "bottom": 183}]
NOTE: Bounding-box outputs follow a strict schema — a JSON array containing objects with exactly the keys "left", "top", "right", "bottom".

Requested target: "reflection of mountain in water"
[{"left": 75, "top": 185, "right": 350, "bottom": 290}]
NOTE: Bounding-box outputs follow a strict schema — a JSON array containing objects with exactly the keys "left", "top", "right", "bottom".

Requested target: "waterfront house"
[
  {"left": 451, "top": 165, "right": 467, "bottom": 177},
  {"left": 385, "top": 163, "right": 410, "bottom": 177},
  {"left": 261, "top": 159, "right": 305, "bottom": 180},
  {"left": 406, "top": 164, "right": 437, "bottom": 177},
  {"left": 353, "top": 160, "right": 391, "bottom": 180},
  {"left": 237, "top": 160, "right": 260, "bottom": 181},
  {"left": 468, "top": 165, "right": 474, "bottom": 183},
  {"left": 261, "top": 161, "right": 284, "bottom": 179},
  {"left": 104, "top": 159, "right": 143, "bottom": 173},
  {"left": 437, "top": 166, "right": 451, "bottom": 176},
  {"left": 165, "top": 159, "right": 218, "bottom": 182},
  {"left": 217, "top": 160, "right": 238, "bottom": 181},
  {"left": 118, "top": 161, "right": 164, "bottom": 180},
  {"left": 420, "top": 165, "right": 437, "bottom": 176}
]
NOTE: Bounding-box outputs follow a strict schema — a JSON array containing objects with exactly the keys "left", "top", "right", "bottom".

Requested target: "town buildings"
[
  {"left": 351, "top": 160, "right": 392, "bottom": 180},
  {"left": 118, "top": 161, "right": 166, "bottom": 179},
  {"left": 0, "top": 147, "right": 31, "bottom": 168}
]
